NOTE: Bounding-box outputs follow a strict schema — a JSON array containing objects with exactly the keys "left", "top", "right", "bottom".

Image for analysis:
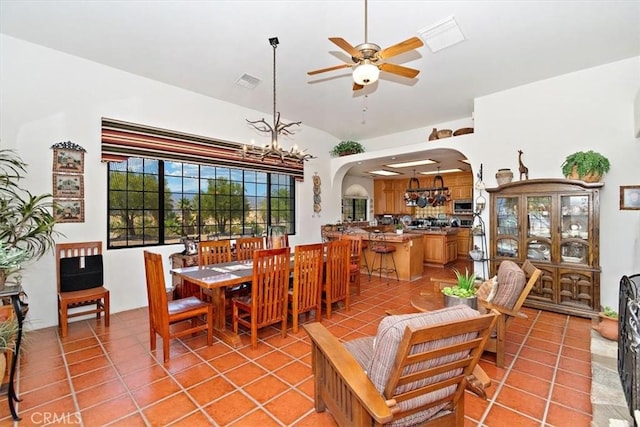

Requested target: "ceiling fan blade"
[
  {"left": 379, "top": 63, "right": 420, "bottom": 79},
  {"left": 307, "top": 63, "right": 352, "bottom": 76},
  {"left": 329, "top": 37, "right": 362, "bottom": 59},
  {"left": 353, "top": 82, "right": 364, "bottom": 91},
  {"left": 378, "top": 36, "right": 424, "bottom": 60}
]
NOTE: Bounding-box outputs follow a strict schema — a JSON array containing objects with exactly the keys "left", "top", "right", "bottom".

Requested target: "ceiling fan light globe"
[{"left": 353, "top": 63, "right": 379, "bottom": 85}]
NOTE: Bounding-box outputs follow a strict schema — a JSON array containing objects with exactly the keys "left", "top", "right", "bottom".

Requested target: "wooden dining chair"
[
  {"left": 143, "top": 251, "right": 213, "bottom": 363},
  {"left": 56, "top": 241, "right": 110, "bottom": 338},
  {"left": 266, "top": 233, "right": 289, "bottom": 249},
  {"left": 340, "top": 234, "right": 363, "bottom": 295},
  {"left": 198, "top": 239, "right": 247, "bottom": 314},
  {"left": 289, "top": 243, "right": 324, "bottom": 333},
  {"left": 235, "top": 237, "right": 264, "bottom": 261},
  {"left": 232, "top": 247, "right": 291, "bottom": 349},
  {"left": 323, "top": 239, "right": 351, "bottom": 319}
]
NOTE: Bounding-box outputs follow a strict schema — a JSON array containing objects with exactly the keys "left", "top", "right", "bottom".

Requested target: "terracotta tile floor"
[{"left": 2, "top": 261, "right": 593, "bottom": 426}]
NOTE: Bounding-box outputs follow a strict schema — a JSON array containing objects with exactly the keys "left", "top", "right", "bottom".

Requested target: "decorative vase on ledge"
[{"left": 496, "top": 168, "right": 514, "bottom": 185}]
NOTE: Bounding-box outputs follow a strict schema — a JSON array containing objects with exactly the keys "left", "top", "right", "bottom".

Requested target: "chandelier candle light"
[{"left": 244, "top": 37, "right": 314, "bottom": 163}]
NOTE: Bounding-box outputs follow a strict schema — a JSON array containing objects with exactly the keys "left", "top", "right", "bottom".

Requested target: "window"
[
  {"left": 342, "top": 198, "right": 367, "bottom": 221},
  {"left": 108, "top": 158, "right": 295, "bottom": 248}
]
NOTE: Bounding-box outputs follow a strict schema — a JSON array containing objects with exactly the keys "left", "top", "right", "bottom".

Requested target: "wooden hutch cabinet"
[{"left": 487, "top": 179, "right": 603, "bottom": 318}]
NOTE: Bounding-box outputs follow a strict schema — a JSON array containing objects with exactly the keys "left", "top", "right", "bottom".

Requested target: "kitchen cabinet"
[
  {"left": 487, "top": 179, "right": 603, "bottom": 318},
  {"left": 456, "top": 228, "right": 470, "bottom": 259},
  {"left": 422, "top": 232, "right": 458, "bottom": 267}
]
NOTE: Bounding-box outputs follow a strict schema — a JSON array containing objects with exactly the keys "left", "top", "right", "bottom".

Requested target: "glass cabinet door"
[
  {"left": 496, "top": 196, "right": 519, "bottom": 258},
  {"left": 526, "top": 195, "right": 552, "bottom": 262},
  {"left": 560, "top": 194, "right": 589, "bottom": 264}
]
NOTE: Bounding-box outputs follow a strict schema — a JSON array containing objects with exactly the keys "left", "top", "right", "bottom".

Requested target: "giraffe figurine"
[{"left": 518, "top": 150, "right": 529, "bottom": 180}]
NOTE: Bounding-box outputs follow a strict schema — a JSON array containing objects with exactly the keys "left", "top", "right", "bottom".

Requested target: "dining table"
[
  {"left": 171, "top": 259, "right": 258, "bottom": 348},
  {"left": 170, "top": 253, "right": 304, "bottom": 348}
]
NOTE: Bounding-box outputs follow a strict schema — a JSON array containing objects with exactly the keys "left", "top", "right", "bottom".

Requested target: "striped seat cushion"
[
  {"left": 344, "top": 305, "right": 480, "bottom": 427},
  {"left": 492, "top": 261, "right": 526, "bottom": 309}
]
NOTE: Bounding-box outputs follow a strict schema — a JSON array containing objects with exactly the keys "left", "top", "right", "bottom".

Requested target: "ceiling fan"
[{"left": 308, "top": 0, "right": 424, "bottom": 91}]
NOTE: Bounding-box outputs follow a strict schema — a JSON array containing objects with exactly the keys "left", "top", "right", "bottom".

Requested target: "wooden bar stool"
[{"left": 369, "top": 232, "right": 399, "bottom": 283}]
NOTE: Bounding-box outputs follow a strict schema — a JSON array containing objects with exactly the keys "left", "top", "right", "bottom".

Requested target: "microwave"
[{"left": 453, "top": 199, "right": 474, "bottom": 214}]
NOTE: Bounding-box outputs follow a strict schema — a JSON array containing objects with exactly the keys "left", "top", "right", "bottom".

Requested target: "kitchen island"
[
  {"left": 406, "top": 228, "right": 460, "bottom": 267},
  {"left": 323, "top": 230, "right": 424, "bottom": 281}
]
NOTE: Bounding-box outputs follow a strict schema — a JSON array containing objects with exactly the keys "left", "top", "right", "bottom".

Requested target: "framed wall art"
[
  {"left": 54, "top": 199, "right": 85, "bottom": 223},
  {"left": 52, "top": 173, "right": 84, "bottom": 198},
  {"left": 52, "top": 147, "right": 84, "bottom": 173},
  {"left": 620, "top": 185, "right": 640, "bottom": 210}
]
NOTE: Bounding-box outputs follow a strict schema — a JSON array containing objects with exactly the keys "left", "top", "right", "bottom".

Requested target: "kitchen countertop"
[
  {"left": 323, "top": 230, "right": 422, "bottom": 242},
  {"left": 406, "top": 227, "right": 460, "bottom": 236}
]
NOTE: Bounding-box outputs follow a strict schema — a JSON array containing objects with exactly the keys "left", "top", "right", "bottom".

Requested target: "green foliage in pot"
[
  {"left": 601, "top": 306, "right": 618, "bottom": 319},
  {"left": 0, "top": 149, "right": 61, "bottom": 274},
  {"left": 0, "top": 317, "right": 18, "bottom": 353},
  {"left": 561, "top": 150, "right": 610, "bottom": 181},
  {"left": 330, "top": 140, "right": 364, "bottom": 157},
  {"left": 442, "top": 268, "right": 478, "bottom": 298}
]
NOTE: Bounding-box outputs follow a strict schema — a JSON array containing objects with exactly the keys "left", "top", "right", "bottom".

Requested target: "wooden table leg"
[{"left": 210, "top": 288, "right": 242, "bottom": 348}]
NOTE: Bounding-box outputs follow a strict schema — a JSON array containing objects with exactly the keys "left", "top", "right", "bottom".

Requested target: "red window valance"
[{"left": 101, "top": 118, "right": 305, "bottom": 180}]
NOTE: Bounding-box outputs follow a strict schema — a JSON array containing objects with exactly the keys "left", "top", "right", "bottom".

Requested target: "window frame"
[{"left": 107, "top": 158, "right": 296, "bottom": 249}]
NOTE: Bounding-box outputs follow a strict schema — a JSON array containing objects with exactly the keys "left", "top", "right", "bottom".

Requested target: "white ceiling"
[{"left": 2, "top": 0, "right": 639, "bottom": 176}]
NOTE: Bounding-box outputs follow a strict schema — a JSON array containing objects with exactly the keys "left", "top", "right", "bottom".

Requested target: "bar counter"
[{"left": 324, "top": 231, "right": 424, "bottom": 281}]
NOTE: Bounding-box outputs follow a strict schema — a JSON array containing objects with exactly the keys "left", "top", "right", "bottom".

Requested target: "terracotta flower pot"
[{"left": 592, "top": 313, "right": 618, "bottom": 341}]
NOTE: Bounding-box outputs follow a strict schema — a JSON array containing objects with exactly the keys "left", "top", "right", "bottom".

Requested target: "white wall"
[
  {"left": 0, "top": 35, "right": 339, "bottom": 330},
  {"left": 2, "top": 33, "right": 638, "bottom": 329},
  {"left": 355, "top": 56, "right": 640, "bottom": 309}
]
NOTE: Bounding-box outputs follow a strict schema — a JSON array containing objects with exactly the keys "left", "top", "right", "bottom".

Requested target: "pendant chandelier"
[{"left": 244, "top": 37, "right": 314, "bottom": 163}]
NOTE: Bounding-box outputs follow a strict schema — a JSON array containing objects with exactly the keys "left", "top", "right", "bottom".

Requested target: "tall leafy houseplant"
[
  {"left": 0, "top": 149, "right": 60, "bottom": 287},
  {"left": 330, "top": 141, "right": 364, "bottom": 157},
  {"left": 561, "top": 150, "right": 610, "bottom": 182}
]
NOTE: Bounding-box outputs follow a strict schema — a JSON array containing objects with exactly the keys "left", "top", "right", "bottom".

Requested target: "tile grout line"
[
  {"left": 477, "top": 309, "right": 543, "bottom": 426},
  {"left": 539, "top": 314, "right": 571, "bottom": 426}
]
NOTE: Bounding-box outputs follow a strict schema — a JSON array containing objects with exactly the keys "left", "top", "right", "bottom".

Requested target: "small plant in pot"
[
  {"left": 330, "top": 140, "right": 364, "bottom": 157},
  {"left": 0, "top": 307, "right": 18, "bottom": 383},
  {"left": 395, "top": 224, "right": 404, "bottom": 234},
  {"left": 593, "top": 305, "right": 618, "bottom": 341},
  {"left": 442, "top": 268, "right": 478, "bottom": 309},
  {"left": 561, "top": 150, "right": 610, "bottom": 182}
]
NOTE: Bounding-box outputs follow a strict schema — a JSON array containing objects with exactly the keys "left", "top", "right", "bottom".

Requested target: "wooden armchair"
[
  {"left": 479, "top": 260, "right": 541, "bottom": 368},
  {"left": 56, "top": 241, "right": 110, "bottom": 338},
  {"left": 304, "top": 305, "right": 499, "bottom": 427}
]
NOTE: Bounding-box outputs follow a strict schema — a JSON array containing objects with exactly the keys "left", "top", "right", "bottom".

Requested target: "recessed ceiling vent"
[
  {"left": 235, "top": 73, "right": 261, "bottom": 89},
  {"left": 418, "top": 16, "right": 465, "bottom": 53}
]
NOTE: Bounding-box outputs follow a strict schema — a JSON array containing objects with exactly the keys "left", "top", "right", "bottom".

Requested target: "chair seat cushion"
[
  {"left": 168, "top": 296, "right": 209, "bottom": 315},
  {"left": 363, "top": 305, "right": 480, "bottom": 427},
  {"left": 344, "top": 336, "right": 374, "bottom": 373}
]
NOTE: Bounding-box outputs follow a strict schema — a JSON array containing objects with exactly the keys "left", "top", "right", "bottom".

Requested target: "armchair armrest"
[
  {"left": 479, "top": 300, "right": 528, "bottom": 319},
  {"left": 303, "top": 322, "right": 396, "bottom": 425}
]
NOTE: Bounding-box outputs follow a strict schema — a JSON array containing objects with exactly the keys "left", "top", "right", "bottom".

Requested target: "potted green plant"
[
  {"left": 395, "top": 224, "right": 404, "bottom": 234},
  {"left": 330, "top": 140, "right": 365, "bottom": 157},
  {"left": 593, "top": 305, "right": 618, "bottom": 341},
  {"left": 0, "top": 243, "right": 29, "bottom": 290},
  {"left": 441, "top": 268, "right": 478, "bottom": 309},
  {"left": 0, "top": 306, "right": 18, "bottom": 382},
  {"left": 561, "top": 150, "right": 610, "bottom": 182},
  {"left": 0, "top": 149, "right": 60, "bottom": 287}
]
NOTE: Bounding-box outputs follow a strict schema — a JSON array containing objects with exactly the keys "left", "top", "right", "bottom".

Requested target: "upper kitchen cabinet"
[{"left": 487, "top": 179, "right": 603, "bottom": 318}]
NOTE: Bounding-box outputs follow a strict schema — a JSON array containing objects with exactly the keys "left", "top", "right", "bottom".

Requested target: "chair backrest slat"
[
  {"left": 252, "top": 248, "right": 290, "bottom": 324},
  {"left": 293, "top": 243, "right": 324, "bottom": 311},
  {"left": 326, "top": 239, "right": 351, "bottom": 301}
]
